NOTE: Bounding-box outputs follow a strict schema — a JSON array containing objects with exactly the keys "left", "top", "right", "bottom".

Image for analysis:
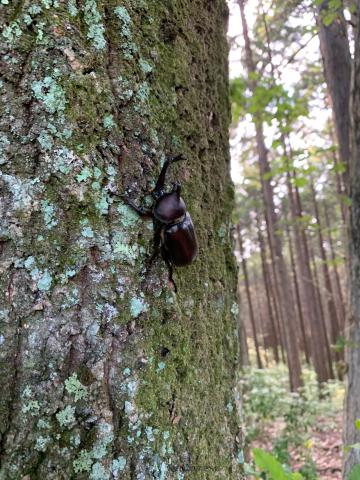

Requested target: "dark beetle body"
[
  {"left": 161, "top": 212, "right": 197, "bottom": 266},
  {"left": 124, "top": 155, "right": 197, "bottom": 289}
]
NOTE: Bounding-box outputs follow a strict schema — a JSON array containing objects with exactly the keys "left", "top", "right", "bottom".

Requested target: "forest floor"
[
  {"left": 243, "top": 359, "right": 344, "bottom": 479},
  {"left": 253, "top": 411, "right": 342, "bottom": 479}
]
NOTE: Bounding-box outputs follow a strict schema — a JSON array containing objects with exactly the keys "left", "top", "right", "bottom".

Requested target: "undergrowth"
[{"left": 241, "top": 359, "right": 344, "bottom": 479}]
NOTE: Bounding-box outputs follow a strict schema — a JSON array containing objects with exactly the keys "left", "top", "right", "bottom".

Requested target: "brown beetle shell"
[{"left": 162, "top": 212, "right": 198, "bottom": 266}]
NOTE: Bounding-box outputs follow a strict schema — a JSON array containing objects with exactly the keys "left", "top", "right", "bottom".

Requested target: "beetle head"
[{"left": 153, "top": 183, "right": 186, "bottom": 224}]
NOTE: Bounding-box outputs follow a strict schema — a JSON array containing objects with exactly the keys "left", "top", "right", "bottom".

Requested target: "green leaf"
[
  {"left": 349, "top": 3, "right": 357, "bottom": 14},
  {"left": 252, "top": 448, "right": 290, "bottom": 480},
  {"left": 344, "top": 443, "right": 360, "bottom": 453},
  {"left": 333, "top": 161, "right": 347, "bottom": 174},
  {"left": 341, "top": 195, "right": 352, "bottom": 207},
  {"left": 292, "top": 176, "right": 307, "bottom": 188},
  {"left": 323, "top": 11, "right": 337, "bottom": 26},
  {"left": 348, "top": 464, "right": 360, "bottom": 480},
  {"left": 356, "top": 419, "right": 360, "bottom": 431}
]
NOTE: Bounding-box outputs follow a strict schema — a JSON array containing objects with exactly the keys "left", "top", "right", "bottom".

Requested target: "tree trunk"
[
  {"left": 317, "top": 0, "right": 351, "bottom": 188},
  {"left": 239, "top": 0, "right": 303, "bottom": 391},
  {"left": 0, "top": 2, "right": 244, "bottom": 478},
  {"left": 344, "top": 10, "right": 360, "bottom": 476},
  {"left": 285, "top": 216, "right": 310, "bottom": 365},
  {"left": 256, "top": 215, "right": 280, "bottom": 363},
  {"left": 237, "top": 226, "right": 263, "bottom": 369},
  {"left": 309, "top": 243, "right": 335, "bottom": 380},
  {"left": 324, "top": 202, "right": 346, "bottom": 329},
  {"left": 310, "top": 178, "right": 341, "bottom": 362}
]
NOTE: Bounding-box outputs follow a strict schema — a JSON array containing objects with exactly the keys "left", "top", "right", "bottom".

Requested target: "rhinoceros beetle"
[{"left": 123, "top": 154, "right": 197, "bottom": 291}]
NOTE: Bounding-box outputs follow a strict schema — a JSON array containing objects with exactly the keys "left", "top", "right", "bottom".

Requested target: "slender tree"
[
  {"left": 310, "top": 177, "right": 341, "bottom": 360},
  {"left": 256, "top": 214, "right": 280, "bottom": 363},
  {"left": 237, "top": 225, "right": 263, "bottom": 369},
  {"left": 344, "top": 6, "right": 360, "bottom": 475},
  {"left": 238, "top": 0, "right": 303, "bottom": 391}
]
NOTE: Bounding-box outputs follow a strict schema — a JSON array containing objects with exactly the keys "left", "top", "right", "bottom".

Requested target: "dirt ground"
[{"left": 253, "top": 411, "right": 342, "bottom": 479}]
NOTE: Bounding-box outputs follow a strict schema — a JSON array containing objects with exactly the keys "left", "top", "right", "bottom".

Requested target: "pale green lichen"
[
  {"left": 21, "top": 400, "right": 40, "bottom": 416},
  {"left": 117, "top": 203, "right": 139, "bottom": 228},
  {"left": 35, "top": 435, "right": 51, "bottom": 452},
  {"left": 2, "top": 22, "right": 22, "bottom": 42},
  {"left": 135, "top": 82, "right": 150, "bottom": 104},
  {"left": 38, "top": 131, "right": 53, "bottom": 151},
  {"left": 130, "top": 297, "right": 148, "bottom": 317},
  {"left": 139, "top": 58, "right": 153, "bottom": 74},
  {"left": 95, "top": 192, "right": 109, "bottom": 214},
  {"left": 114, "top": 6, "right": 131, "bottom": 37},
  {"left": 76, "top": 167, "right": 92, "bottom": 182},
  {"left": 54, "top": 147, "right": 76, "bottom": 174},
  {"left": 28, "top": 4, "right": 42, "bottom": 15},
  {"left": 65, "top": 373, "right": 88, "bottom": 401},
  {"left": 113, "top": 233, "right": 139, "bottom": 265},
  {"left": 24, "top": 256, "right": 35, "bottom": 269},
  {"left": 103, "top": 114, "right": 115, "bottom": 129},
  {"left": 68, "top": 0, "right": 78, "bottom": 16},
  {"left": 83, "top": 0, "right": 106, "bottom": 50},
  {"left": 82, "top": 226, "right": 95, "bottom": 238},
  {"left": 145, "top": 426, "right": 155, "bottom": 442},
  {"left": 73, "top": 450, "right": 93, "bottom": 473},
  {"left": 32, "top": 77, "right": 67, "bottom": 114},
  {"left": 37, "top": 419, "right": 51, "bottom": 429},
  {"left": 0, "top": 132, "right": 10, "bottom": 164},
  {"left": 156, "top": 362, "right": 166, "bottom": 373},
  {"left": 112, "top": 457, "right": 126, "bottom": 476},
  {"left": 90, "top": 462, "right": 110, "bottom": 480},
  {"left": 41, "top": 200, "right": 58, "bottom": 229},
  {"left": 37, "top": 269, "right": 52, "bottom": 291},
  {"left": 226, "top": 401, "right": 234, "bottom": 414},
  {"left": 56, "top": 405, "right": 76, "bottom": 427},
  {"left": 231, "top": 302, "right": 239, "bottom": 316},
  {"left": 71, "top": 434, "right": 81, "bottom": 446}
]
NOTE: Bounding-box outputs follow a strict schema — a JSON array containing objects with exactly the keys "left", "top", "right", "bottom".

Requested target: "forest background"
[{"left": 228, "top": 0, "right": 360, "bottom": 479}]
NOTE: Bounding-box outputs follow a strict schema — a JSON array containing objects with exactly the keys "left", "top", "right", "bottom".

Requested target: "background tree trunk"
[
  {"left": 317, "top": 0, "right": 351, "bottom": 188},
  {"left": 344, "top": 9, "right": 360, "bottom": 476},
  {"left": 0, "top": 2, "right": 243, "bottom": 478},
  {"left": 239, "top": 0, "right": 303, "bottom": 391}
]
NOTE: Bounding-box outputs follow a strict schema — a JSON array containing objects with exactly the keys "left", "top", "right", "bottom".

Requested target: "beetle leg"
[
  {"left": 161, "top": 247, "right": 177, "bottom": 293},
  {"left": 122, "top": 196, "right": 153, "bottom": 218}
]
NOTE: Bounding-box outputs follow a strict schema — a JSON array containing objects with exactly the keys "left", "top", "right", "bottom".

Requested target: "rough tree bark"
[
  {"left": 0, "top": 2, "right": 244, "bottom": 479},
  {"left": 344, "top": 4, "right": 360, "bottom": 475}
]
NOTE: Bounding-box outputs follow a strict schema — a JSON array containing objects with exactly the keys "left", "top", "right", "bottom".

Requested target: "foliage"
[
  {"left": 252, "top": 448, "right": 303, "bottom": 479},
  {"left": 242, "top": 361, "right": 344, "bottom": 479}
]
